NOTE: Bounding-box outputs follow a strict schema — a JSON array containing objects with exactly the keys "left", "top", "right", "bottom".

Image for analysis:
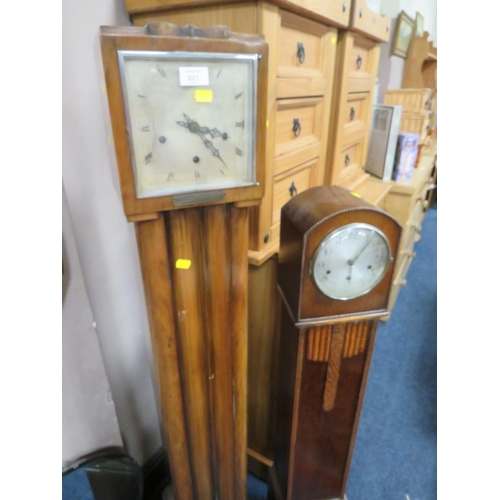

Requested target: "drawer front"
[
  {"left": 278, "top": 10, "right": 329, "bottom": 80},
  {"left": 285, "top": 0, "right": 351, "bottom": 26},
  {"left": 274, "top": 97, "right": 324, "bottom": 158},
  {"left": 337, "top": 135, "right": 365, "bottom": 184},
  {"left": 342, "top": 92, "right": 370, "bottom": 136},
  {"left": 272, "top": 159, "right": 317, "bottom": 227},
  {"left": 347, "top": 36, "right": 377, "bottom": 93}
]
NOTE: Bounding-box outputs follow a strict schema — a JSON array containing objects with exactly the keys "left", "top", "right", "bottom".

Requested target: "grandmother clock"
[
  {"left": 100, "top": 23, "right": 268, "bottom": 500},
  {"left": 271, "top": 185, "right": 401, "bottom": 500}
]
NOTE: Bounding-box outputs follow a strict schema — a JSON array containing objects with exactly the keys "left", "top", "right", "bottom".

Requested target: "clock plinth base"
[{"left": 136, "top": 204, "right": 249, "bottom": 500}]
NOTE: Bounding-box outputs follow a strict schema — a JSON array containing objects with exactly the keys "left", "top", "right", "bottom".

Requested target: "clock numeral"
[
  {"left": 195, "top": 171, "right": 201, "bottom": 179},
  {"left": 137, "top": 94, "right": 146, "bottom": 98},
  {"left": 145, "top": 153, "right": 152, "bottom": 164},
  {"left": 235, "top": 148, "right": 243, "bottom": 157},
  {"left": 141, "top": 126, "right": 150, "bottom": 132},
  {"left": 235, "top": 92, "right": 243, "bottom": 100},
  {"left": 156, "top": 65, "right": 166, "bottom": 77},
  {"left": 217, "top": 69, "right": 222, "bottom": 79},
  {"left": 167, "top": 173, "right": 174, "bottom": 181},
  {"left": 235, "top": 120, "right": 245, "bottom": 129}
]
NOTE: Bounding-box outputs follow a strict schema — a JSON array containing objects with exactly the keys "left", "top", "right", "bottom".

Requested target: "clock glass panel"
[
  {"left": 118, "top": 50, "right": 258, "bottom": 199},
  {"left": 311, "top": 223, "right": 391, "bottom": 300}
]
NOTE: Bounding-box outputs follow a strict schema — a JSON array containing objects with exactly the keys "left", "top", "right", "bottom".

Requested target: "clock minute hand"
[{"left": 347, "top": 235, "right": 374, "bottom": 266}]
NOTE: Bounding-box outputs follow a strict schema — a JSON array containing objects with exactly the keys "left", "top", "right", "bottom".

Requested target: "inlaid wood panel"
[
  {"left": 342, "top": 320, "right": 369, "bottom": 358},
  {"left": 306, "top": 325, "right": 332, "bottom": 362}
]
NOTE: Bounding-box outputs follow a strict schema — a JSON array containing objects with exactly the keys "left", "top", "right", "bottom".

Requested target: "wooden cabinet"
[
  {"left": 378, "top": 145, "right": 437, "bottom": 313},
  {"left": 325, "top": 31, "right": 379, "bottom": 187}
]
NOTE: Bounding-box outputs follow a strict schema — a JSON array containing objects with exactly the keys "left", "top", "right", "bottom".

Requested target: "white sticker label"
[{"left": 179, "top": 67, "right": 209, "bottom": 87}]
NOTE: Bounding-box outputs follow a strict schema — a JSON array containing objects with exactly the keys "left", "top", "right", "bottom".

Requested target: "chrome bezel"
[
  {"left": 310, "top": 223, "right": 392, "bottom": 301},
  {"left": 117, "top": 50, "right": 259, "bottom": 199}
]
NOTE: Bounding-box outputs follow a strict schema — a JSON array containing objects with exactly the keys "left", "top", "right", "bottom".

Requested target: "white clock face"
[
  {"left": 118, "top": 51, "right": 258, "bottom": 199},
  {"left": 311, "top": 223, "right": 391, "bottom": 300}
]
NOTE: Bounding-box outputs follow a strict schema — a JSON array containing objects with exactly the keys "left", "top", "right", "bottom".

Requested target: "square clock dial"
[{"left": 118, "top": 50, "right": 259, "bottom": 199}]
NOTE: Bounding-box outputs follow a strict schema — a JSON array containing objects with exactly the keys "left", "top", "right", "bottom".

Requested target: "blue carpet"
[
  {"left": 345, "top": 204, "right": 437, "bottom": 500},
  {"left": 63, "top": 206, "right": 436, "bottom": 500}
]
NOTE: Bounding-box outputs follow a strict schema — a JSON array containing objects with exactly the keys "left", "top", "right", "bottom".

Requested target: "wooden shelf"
[{"left": 402, "top": 31, "right": 437, "bottom": 90}]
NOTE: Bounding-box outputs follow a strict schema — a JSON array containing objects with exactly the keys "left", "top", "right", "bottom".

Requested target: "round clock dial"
[
  {"left": 311, "top": 223, "right": 391, "bottom": 300},
  {"left": 118, "top": 50, "right": 258, "bottom": 199}
]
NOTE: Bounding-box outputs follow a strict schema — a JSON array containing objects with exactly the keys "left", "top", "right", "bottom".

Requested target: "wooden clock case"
[
  {"left": 100, "top": 23, "right": 269, "bottom": 500},
  {"left": 272, "top": 185, "right": 401, "bottom": 500}
]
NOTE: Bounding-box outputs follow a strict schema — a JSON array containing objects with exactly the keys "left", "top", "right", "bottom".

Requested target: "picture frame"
[
  {"left": 415, "top": 11, "right": 424, "bottom": 37},
  {"left": 391, "top": 11, "right": 415, "bottom": 59}
]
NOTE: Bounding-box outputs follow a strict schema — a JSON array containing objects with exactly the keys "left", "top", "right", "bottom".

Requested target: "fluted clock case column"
[
  {"left": 271, "top": 186, "right": 401, "bottom": 500},
  {"left": 100, "top": 23, "right": 268, "bottom": 500}
]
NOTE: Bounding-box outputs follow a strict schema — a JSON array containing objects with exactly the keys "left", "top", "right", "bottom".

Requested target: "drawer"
[
  {"left": 337, "top": 134, "right": 365, "bottom": 184},
  {"left": 342, "top": 92, "right": 370, "bottom": 136},
  {"left": 271, "top": 158, "right": 317, "bottom": 228},
  {"left": 274, "top": 97, "right": 324, "bottom": 159},
  {"left": 285, "top": 0, "right": 351, "bottom": 26},
  {"left": 277, "top": 10, "right": 330, "bottom": 81},
  {"left": 347, "top": 35, "right": 378, "bottom": 93}
]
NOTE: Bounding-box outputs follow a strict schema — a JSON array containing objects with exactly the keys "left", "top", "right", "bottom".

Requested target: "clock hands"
[
  {"left": 196, "top": 131, "right": 228, "bottom": 167},
  {"left": 176, "top": 114, "right": 228, "bottom": 167},
  {"left": 347, "top": 235, "right": 374, "bottom": 267},
  {"left": 346, "top": 234, "right": 373, "bottom": 282}
]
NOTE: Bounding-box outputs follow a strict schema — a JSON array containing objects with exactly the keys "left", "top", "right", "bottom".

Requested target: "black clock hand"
[
  {"left": 177, "top": 114, "right": 228, "bottom": 166},
  {"left": 196, "top": 132, "right": 228, "bottom": 167},
  {"left": 199, "top": 126, "right": 227, "bottom": 139},
  {"left": 347, "top": 235, "right": 374, "bottom": 266}
]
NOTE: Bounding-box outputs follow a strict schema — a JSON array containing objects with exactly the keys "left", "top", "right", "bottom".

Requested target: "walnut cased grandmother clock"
[
  {"left": 99, "top": 23, "right": 268, "bottom": 500},
  {"left": 271, "top": 185, "right": 401, "bottom": 500}
]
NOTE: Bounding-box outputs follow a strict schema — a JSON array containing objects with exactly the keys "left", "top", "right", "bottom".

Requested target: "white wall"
[
  {"left": 376, "top": 0, "right": 437, "bottom": 103},
  {"left": 62, "top": 187, "right": 123, "bottom": 469},
  {"left": 62, "top": 0, "right": 162, "bottom": 465}
]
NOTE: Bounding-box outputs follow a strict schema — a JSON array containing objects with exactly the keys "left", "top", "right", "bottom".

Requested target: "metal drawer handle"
[
  {"left": 350, "top": 107, "right": 355, "bottom": 121},
  {"left": 342, "top": 2, "right": 346, "bottom": 12},
  {"left": 292, "top": 118, "right": 301, "bottom": 137},
  {"left": 289, "top": 181, "right": 298, "bottom": 197},
  {"left": 345, "top": 154, "right": 350, "bottom": 166},
  {"left": 297, "top": 42, "right": 305, "bottom": 65},
  {"left": 356, "top": 55, "right": 362, "bottom": 69},
  {"left": 359, "top": 8, "right": 363, "bottom": 17}
]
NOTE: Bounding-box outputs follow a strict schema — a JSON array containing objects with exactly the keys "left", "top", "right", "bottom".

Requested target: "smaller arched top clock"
[
  {"left": 278, "top": 184, "right": 402, "bottom": 322},
  {"left": 272, "top": 185, "right": 402, "bottom": 500}
]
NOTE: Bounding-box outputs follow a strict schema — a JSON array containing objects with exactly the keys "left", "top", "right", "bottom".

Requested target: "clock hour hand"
[
  {"left": 199, "top": 126, "right": 227, "bottom": 140},
  {"left": 196, "top": 132, "right": 227, "bottom": 167}
]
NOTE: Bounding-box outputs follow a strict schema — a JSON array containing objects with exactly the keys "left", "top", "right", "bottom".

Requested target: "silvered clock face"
[
  {"left": 118, "top": 50, "right": 258, "bottom": 199},
  {"left": 311, "top": 223, "right": 391, "bottom": 300}
]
